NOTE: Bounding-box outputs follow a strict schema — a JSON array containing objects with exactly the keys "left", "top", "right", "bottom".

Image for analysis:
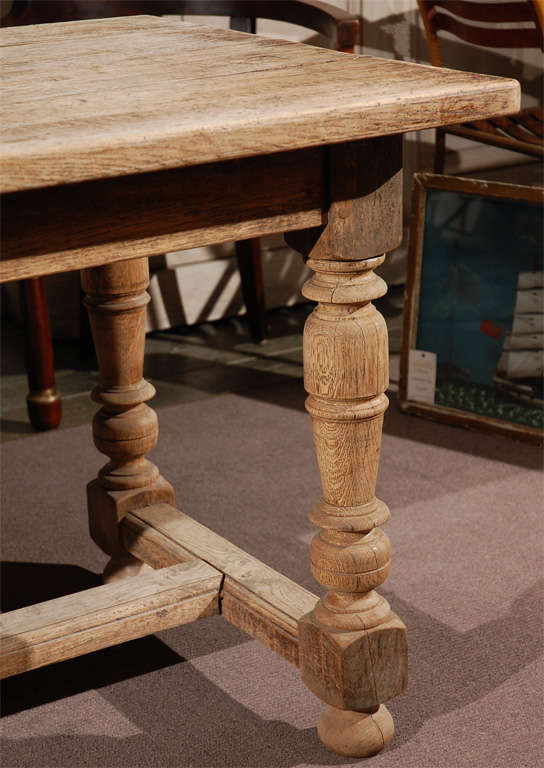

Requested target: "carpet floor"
[{"left": 1, "top": 381, "right": 542, "bottom": 768}]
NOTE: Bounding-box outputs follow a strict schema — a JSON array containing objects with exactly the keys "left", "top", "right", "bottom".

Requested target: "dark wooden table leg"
[{"left": 19, "top": 277, "right": 62, "bottom": 430}]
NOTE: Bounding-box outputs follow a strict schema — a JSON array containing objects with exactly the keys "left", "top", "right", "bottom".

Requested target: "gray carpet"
[{"left": 1, "top": 381, "right": 543, "bottom": 767}]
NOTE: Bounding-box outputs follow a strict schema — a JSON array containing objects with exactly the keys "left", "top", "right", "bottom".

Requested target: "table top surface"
[{"left": 1, "top": 15, "right": 519, "bottom": 192}]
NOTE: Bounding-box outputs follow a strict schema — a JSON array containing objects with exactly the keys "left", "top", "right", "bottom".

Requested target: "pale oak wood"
[
  {"left": 81, "top": 258, "right": 175, "bottom": 581},
  {"left": 121, "top": 504, "right": 319, "bottom": 665},
  {"left": 290, "top": 139, "right": 408, "bottom": 757},
  {"left": 0, "top": 561, "right": 221, "bottom": 678},
  {"left": 318, "top": 705, "right": 394, "bottom": 757},
  {"left": 0, "top": 16, "right": 519, "bottom": 193}
]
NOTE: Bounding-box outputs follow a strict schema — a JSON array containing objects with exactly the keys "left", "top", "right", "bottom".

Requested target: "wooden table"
[{"left": 0, "top": 16, "right": 519, "bottom": 758}]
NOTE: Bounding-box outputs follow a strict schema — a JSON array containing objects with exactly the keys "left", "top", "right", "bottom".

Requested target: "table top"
[{"left": 1, "top": 15, "right": 519, "bottom": 193}]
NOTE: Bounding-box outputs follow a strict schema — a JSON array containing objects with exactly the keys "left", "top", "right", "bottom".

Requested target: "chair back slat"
[
  {"left": 432, "top": 1, "right": 536, "bottom": 23},
  {"left": 418, "top": 2, "right": 544, "bottom": 171},
  {"left": 1, "top": 1, "right": 359, "bottom": 52},
  {"left": 518, "top": 108, "right": 544, "bottom": 135},
  {"left": 418, "top": 0, "right": 544, "bottom": 66},
  {"left": 433, "top": 10, "right": 541, "bottom": 48},
  {"left": 491, "top": 114, "right": 544, "bottom": 142}
]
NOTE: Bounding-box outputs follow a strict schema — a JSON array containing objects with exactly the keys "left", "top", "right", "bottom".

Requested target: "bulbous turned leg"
[
  {"left": 297, "top": 255, "right": 407, "bottom": 757},
  {"left": 81, "top": 258, "right": 174, "bottom": 582}
]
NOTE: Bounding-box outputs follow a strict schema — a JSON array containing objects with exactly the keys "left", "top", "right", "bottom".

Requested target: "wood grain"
[
  {"left": 300, "top": 252, "right": 408, "bottom": 709},
  {"left": 0, "top": 560, "right": 221, "bottom": 678},
  {"left": 0, "top": 16, "right": 520, "bottom": 192},
  {"left": 121, "top": 504, "right": 319, "bottom": 664}
]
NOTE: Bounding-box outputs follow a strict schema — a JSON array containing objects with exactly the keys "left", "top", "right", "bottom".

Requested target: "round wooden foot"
[
  {"left": 317, "top": 704, "right": 394, "bottom": 758},
  {"left": 27, "top": 388, "right": 62, "bottom": 431},
  {"left": 103, "top": 554, "right": 152, "bottom": 583}
]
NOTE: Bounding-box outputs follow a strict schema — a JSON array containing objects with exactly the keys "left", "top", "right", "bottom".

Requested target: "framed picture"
[{"left": 400, "top": 173, "right": 543, "bottom": 444}]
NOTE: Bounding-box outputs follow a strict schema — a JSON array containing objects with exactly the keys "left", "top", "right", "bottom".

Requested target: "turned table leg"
[
  {"left": 81, "top": 258, "right": 174, "bottom": 582},
  {"left": 288, "top": 137, "right": 408, "bottom": 757},
  {"left": 300, "top": 256, "right": 407, "bottom": 756}
]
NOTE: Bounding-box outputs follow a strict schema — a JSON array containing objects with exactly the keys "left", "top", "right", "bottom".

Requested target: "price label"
[{"left": 407, "top": 350, "right": 437, "bottom": 404}]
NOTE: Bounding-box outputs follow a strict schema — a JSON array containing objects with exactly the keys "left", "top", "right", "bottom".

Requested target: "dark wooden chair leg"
[
  {"left": 235, "top": 238, "right": 267, "bottom": 343},
  {"left": 79, "top": 284, "right": 97, "bottom": 368},
  {"left": 19, "top": 278, "right": 62, "bottom": 430},
  {"left": 434, "top": 127, "right": 446, "bottom": 173}
]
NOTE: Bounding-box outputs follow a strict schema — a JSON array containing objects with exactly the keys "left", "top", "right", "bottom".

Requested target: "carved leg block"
[
  {"left": 81, "top": 258, "right": 174, "bottom": 582},
  {"left": 299, "top": 610, "right": 407, "bottom": 712},
  {"left": 87, "top": 478, "right": 174, "bottom": 582},
  {"left": 297, "top": 252, "right": 407, "bottom": 757}
]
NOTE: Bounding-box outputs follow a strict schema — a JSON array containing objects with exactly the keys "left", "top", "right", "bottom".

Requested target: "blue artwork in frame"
[{"left": 402, "top": 174, "right": 543, "bottom": 438}]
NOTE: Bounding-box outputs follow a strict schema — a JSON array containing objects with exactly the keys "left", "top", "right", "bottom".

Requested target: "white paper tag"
[{"left": 407, "top": 350, "right": 437, "bottom": 404}]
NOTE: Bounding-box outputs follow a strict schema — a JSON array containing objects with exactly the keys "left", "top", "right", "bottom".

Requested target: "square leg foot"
[
  {"left": 299, "top": 608, "right": 407, "bottom": 711},
  {"left": 88, "top": 476, "right": 174, "bottom": 581}
]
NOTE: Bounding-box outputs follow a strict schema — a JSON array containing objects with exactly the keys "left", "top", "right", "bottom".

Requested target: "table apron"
[{"left": 0, "top": 147, "right": 325, "bottom": 283}]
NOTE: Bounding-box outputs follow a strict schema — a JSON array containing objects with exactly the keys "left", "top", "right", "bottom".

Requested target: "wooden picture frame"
[{"left": 400, "top": 173, "right": 544, "bottom": 444}]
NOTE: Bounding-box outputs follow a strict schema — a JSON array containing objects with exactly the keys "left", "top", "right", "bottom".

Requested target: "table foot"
[{"left": 318, "top": 705, "right": 394, "bottom": 758}]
